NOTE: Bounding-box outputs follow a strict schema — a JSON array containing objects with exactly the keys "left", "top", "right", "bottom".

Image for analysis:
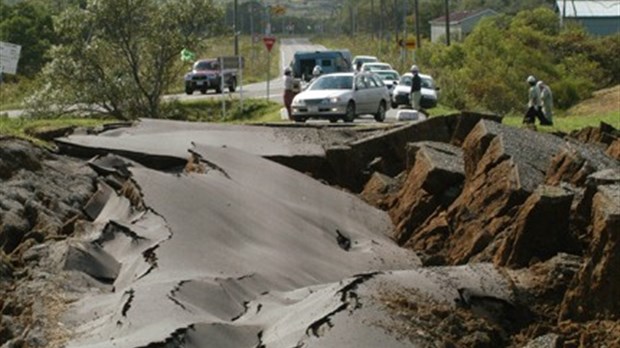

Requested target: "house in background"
[
  {"left": 429, "top": 8, "right": 498, "bottom": 43},
  {"left": 555, "top": 0, "right": 620, "bottom": 35}
]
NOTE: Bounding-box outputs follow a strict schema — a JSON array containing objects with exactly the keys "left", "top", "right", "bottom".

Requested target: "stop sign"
[{"left": 263, "top": 36, "right": 276, "bottom": 52}]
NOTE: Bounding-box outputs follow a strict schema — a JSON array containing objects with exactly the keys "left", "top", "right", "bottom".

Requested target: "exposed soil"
[{"left": 1, "top": 113, "right": 619, "bottom": 347}]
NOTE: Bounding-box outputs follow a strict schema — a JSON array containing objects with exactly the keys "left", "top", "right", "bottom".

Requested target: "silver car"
[
  {"left": 291, "top": 72, "right": 390, "bottom": 123},
  {"left": 373, "top": 69, "right": 400, "bottom": 98}
]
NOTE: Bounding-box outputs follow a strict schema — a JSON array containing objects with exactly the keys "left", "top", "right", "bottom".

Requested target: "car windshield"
[
  {"left": 365, "top": 64, "right": 390, "bottom": 71},
  {"left": 399, "top": 76, "right": 435, "bottom": 89},
  {"left": 356, "top": 57, "right": 377, "bottom": 64},
  {"left": 375, "top": 71, "right": 399, "bottom": 80},
  {"left": 309, "top": 75, "right": 353, "bottom": 90},
  {"left": 194, "top": 61, "right": 218, "bottom": 70}
]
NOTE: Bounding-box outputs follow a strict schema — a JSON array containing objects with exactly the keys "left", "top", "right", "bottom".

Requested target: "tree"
[
  {"left": 27, "top": 0, "right": 224, "bottom": 120},
  {"left": 0, "top": 0, "right": 57, "bottom": 77}
]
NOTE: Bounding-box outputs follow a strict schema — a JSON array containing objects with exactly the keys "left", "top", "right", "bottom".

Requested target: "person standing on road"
[
  {"left": 537, "top": 80, "right": 554, "bottom": 125},
  {"left": 410, "top": 65, "right": 422, "bottom": 111},
  {"left": 283, "top": 67, "right": 298, "bottom": 120}
]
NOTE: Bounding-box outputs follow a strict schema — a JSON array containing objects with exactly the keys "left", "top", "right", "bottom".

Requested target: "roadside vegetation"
[
  {"left": 316, "top": 7, "right": 619, "bottom": 118},
  {"left": 1, "top": 0, "right": 617, "bottom": 129},
  {"left": 0, "top": 116, "right": 113, "bottom": 147}
]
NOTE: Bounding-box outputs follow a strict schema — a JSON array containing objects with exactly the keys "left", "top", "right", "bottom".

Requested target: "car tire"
[
  {"left": 374, "top": 101, "right": 386, "bottom": 122},
  {"left": 215, "top": 85, "right": 222, "bottom": 94},
  {"left": 229, "top": 78, "right": 236, "bottom": 93},
  {"left": 293, "top": 116, "right": 306, "bottom": 123},
  {"left": 200, "top": 88, "right": 207, "bottom": 94},
  {"left": 391, "top": 101, "right": 398, "bottom": 109},
  {"left": 343, "top": 102, "right": 356, "bottom": 123},
  {"left": 185, "top": 87, "right": 194, "bottom": 95},
  {"left": 329, "top": 117, "right": 338, "bottom": 123}
]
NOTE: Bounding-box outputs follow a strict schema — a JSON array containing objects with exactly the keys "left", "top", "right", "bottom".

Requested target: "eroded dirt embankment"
[{"left": 1, "top": 117, "right": 619, "bottom": 347}]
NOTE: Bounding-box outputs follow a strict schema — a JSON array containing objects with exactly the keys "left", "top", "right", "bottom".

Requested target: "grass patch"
[
  {"left": 0, "top": 77, "right": 38, "bottom": 111},
  {"left": 501, "top": 111, "right": 619, "bottom": 133},
  {"left": 0, "top": 116, "right": 114, "bottom": 147},
  {"left": 163, "top": 97, "right": 282, "bottom": 123}
]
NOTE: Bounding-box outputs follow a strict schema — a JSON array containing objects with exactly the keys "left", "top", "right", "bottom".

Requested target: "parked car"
[
  {"left": 391, "top": 73, "right": 438, "bottom": 109},
  {"left": 361, "top": 62, "right": 393, "bottom": 72},
  {"left": 351, "top": 55, "right": 379, "bottom": 69},
  {"left": 291, "top": 72, "right": 390, "bottom": 123},
  {"left": 184, "top": 59, "right": 237, "bottom": 94},
  {"left": 372, "top": 69, "right": 400, "bottom": 97}
]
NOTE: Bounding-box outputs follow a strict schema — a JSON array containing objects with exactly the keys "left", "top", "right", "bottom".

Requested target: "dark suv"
[{"left": 184, "top": 59, "right": 237, "bottom": 94}]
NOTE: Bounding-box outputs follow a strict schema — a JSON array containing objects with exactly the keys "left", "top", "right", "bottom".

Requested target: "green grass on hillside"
[
  {"left": 501, "top": 111, "right": 619, "bottom": 133},
  {"left": 163, "top": 97, "right": 282, "bottom": 123}
]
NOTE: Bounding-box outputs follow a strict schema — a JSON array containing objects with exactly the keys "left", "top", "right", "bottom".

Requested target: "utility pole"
[
  {"left": 234, "top": 0, "right": 239, "bottom": 56},
  {"left": 445, "top": 0, "right": 450, "bottom": 46},
  {"left": 414, "top": 0, "right": 420, "bottom": 49},
  {"left": 402, "top": 0, "right": 407, "bottom": 65},
  {"left": 380, "top": 0, "right": 385, "bottom": 53},
  {"left": 371, "top": 0, "right": 375, "bottom": 39},
  {"left": 561, "top": 0, "right": 566, "bottom": 28}
]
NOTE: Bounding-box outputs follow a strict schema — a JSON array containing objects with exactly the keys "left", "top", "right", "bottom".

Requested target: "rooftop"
[
  {"left": 556, "top": 0, "right": 620, "bottom": 18},
  {"left": 430, "top": 8, "right": 497, "bottom": 24}
]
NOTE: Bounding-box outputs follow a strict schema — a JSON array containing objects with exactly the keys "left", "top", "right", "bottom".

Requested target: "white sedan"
[
  {"left": 361, "top": 62, "right": 393, "bottom": 72},
  {"left": 291, "top": 72, "right": 391, "bottom": 123}
]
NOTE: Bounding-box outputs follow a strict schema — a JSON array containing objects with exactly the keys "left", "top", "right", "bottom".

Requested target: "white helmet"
[
  {"left": 537, "top": 80, "right": 544, "bottom": 88},
  {"left": 284, "top": 66, "right": 292, "bottom": 74},
  {"left": 527, "top": 75, "right": 536, "bottom": 84},
  {"left": 312, "top": 65, "right": 322, "bottom": 76},
  {"left": 410, "top": 65, "right": 419, "bottom": 73}
]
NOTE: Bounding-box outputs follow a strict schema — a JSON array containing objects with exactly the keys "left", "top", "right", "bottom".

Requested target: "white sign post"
[{"left": 0, "top": 41, "right": 22, "bottom": 76}]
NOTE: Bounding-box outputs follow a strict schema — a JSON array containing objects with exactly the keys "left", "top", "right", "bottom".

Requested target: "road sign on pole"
[{"left": 263, "top": 36, "right": 276, "bottom": 52}]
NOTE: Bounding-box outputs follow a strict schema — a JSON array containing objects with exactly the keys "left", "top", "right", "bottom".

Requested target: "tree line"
[
  {"left": 1, "top": 0, "right": 617, "bottom": 119},
  {"left": 415, "top": 7, "right": 619, "bottom": 114}
]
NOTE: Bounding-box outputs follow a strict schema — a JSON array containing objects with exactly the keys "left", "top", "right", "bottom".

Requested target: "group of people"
[
  {"left": 285, "top": 62, "right": 554, "bottom": 126},
  {"left": 524, "top": 75, "right": 554, "bottom": 126}
]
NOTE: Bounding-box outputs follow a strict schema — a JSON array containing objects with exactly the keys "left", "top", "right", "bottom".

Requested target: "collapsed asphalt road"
[{"left": 1, "top": 115, "right": 619, "bottom": 347}]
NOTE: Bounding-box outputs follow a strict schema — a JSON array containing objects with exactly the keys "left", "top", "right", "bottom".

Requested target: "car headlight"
[
  {"left": 323, "top": 97, "right": 340, "bottom": 104},
  {"left": 293, "top": 99, "right": 305, "bottom": 106}
]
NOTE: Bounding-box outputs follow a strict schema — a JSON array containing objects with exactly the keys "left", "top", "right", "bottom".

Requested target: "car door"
[
  {"left": 354, "top": 75, "right": 370, "bottom": 114},
  {"left": 365, "top": 74, "right": 385, "bottom": 112}
]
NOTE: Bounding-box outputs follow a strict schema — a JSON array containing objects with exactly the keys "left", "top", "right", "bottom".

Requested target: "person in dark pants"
[
  {"left": 409, "top": 65, "right": 422, "bottom": 111},
  {"left": 523, "top": 75, "right": 550, "bottom": 125},
  {"left": 283, "top": 67, "right": 299, "bottom": 120}
]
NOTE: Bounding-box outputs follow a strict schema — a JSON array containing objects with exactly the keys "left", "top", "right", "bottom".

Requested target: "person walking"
[
  {"left": 523, "top": 75, "right": 547, "bottom": 125},
  {"left": 410, "top": 65, "right": 422, "bottom": 111},
  {"left": 537, "top": 80, "right": 554, "bottom": 125},
  {"left": 283, "top": 67, "right": 299, "bottom": 120}
]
